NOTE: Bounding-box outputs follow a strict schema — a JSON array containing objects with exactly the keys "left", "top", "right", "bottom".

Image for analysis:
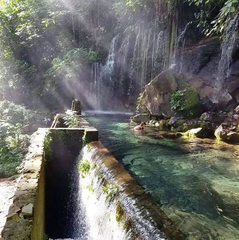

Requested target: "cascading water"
[
  {"left": 89, "top": 35, "right": 119, "bottom": 109},
  {"left": 101, "top": 35, "right": 118, "bottom": 81},
  {"left": 214, "top": 13, "right": 239, "bottom": 103},
  {"left": 78, "top": 142, "right": 185, "bottom": 240},
  {"left": 118, "top": 34, "right": 130, "bottom": 97},
  {"left": 90, "top": 19, "right": 171, "bottom": 110},
  {"left": 46, "top": 128, "right": 185, "bottom": 240},
  {"left": 91, "top": 63, "right": 101, "bottom": 109},
  {"left": 79, "top": 158, "right": 131, "bottom": 240},
  {"left": 171, "top": 22, "right": 192, "bottom": 71}
]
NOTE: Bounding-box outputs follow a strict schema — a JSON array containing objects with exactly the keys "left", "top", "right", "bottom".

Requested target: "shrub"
[
  {"left": 0, "top": 122, "right": 29, "bottom": 177},
  {"left": 170, "top": 88, "right": 201, "bottom": 118},
  {"left": 0, "top": 100, "right": 43, "bottom": 125},
  {"left": 63, "top": 110, "right": 80, "bottom": 128}
]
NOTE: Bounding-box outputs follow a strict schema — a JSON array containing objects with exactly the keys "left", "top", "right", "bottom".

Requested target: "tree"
[{"left": 185, "top": 0, "right": 239, "bottom": 36}]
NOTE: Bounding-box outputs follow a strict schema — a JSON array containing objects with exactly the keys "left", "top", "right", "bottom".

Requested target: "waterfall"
[
  {"left": 171, "top": 22, "right": 192, "bottom": 70},
  {"left": 214, "top": 13, "right": 239, "bottom": 103},
  {"left": 92, "top": 35, "right": 118, "bottom": 109},
  {"left": 75, "top": 142, "right": 185, "bottom": 240},
  {"left": 79, "top": 164, "right": 131, "bottom": 240},
  {"left": 101, "top": 35, "right": 118, "bottom": 80},
  {"left": 91, "top": 63, "right": 101, "bottom": 109},
  {"left": 118, "top": 35, "right": 130, "bottom": 97},
  {"left": 90, "top": 19, "right": 173, "bottom": 110}
]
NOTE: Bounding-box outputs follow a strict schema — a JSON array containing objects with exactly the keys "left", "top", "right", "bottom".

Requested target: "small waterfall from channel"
[
  {"left": 214, "top": 13, "right": 239, "bottom": 103},
  {"left": 46, "top": 129, "right": 185, "bottom": 240},
  {"left": 75, "top": 142, "right": 185, "bottom": 240}
]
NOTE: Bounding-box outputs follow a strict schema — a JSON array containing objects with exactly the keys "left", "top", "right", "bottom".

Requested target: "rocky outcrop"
[
  {"left": 130, "top": 113, "right": 150, "bottom": 124},
  {"left": 179, "top": 38, "right": 239, "bottom": 107},
  {"left": 137, "top": 69, "right": 178, "bottom": 116},
  {"left": 137, "top": 69, "right": 203, "bottom": 117}
]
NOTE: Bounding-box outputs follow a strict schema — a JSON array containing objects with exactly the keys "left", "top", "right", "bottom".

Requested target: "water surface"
[{"left": 86, "top": 114, "right": 239, "bottom": 240}]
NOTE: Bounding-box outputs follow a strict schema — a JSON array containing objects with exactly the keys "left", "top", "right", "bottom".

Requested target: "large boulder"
[
  {"left": 137, "top": 69, "right": 177, "bottom": 116},
  {"left": 130, "top": 113, "right": 150, "bottom": 124},
  {"left": 137, "top": 69, "right": 202, "bottom": 118}
]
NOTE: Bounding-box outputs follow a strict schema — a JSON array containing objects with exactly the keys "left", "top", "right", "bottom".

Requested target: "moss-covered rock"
[
  {"left": 136, "top": 69, "right": 178, "bottom": 116},
  {"left": 171, "top": 74, "right": 202, "bottom": 118},
  {"left": 135, "top": 69, "right": 202, "bottom": 120},
  {"left": 130, "top": 113, "right": 150, "bottom": 124}
]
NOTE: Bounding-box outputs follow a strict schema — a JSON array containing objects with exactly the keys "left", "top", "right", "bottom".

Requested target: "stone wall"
[
  {"left": 1, "top": 119, "right": 98, "bottom": 240},
  {"left": 1, "top": 129, "right": 48, "bottom": 240}
]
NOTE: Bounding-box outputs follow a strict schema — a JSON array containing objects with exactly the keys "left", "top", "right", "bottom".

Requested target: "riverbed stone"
[{"left": 130, "top": 113, "right": 150, "bottom": 124}]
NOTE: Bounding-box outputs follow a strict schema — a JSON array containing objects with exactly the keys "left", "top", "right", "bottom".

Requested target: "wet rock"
[
  {"left": 200, "top": 96, "right": 215, "bottom": 112},
  {"left": 130, "top": 113, "right": 150, "bottom": 124},
  {"left": 6, "top": 212, "right": 20, "bottom": 221},
  {"left": 225, "top": 132, "right": 239, "bottom": 143},
  {"left": 158, "top": 119, "right": 168, "bottom": 130},
  {"left": 2, "top": 219, "right": 32, "bottom": 240},
  {"left": 233, "top": 114, "right": 239, "bottom": 120},
  {"left": 168, "top": 117, "right": 179, "bottom": 125},
  {"left": 235, "top": 105, "right": 239, "bottom": 113},
  {"left": 159, "top": 131, "right": 183, "bottom": 139},
  {"left": 200, "top": 112, "right": 212, "bottom": 121},
  {"left": 137, "top": 69, "right": 177, "bottom": 116},
  {"left": 215, "top": 125, "right": 227, "bottom": 141},
  {"left": 183, "top": 128, "right": 202, "bottom": 138}
]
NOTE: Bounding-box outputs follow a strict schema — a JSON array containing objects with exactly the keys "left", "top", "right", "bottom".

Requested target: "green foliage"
[
  {"left": 63, "top": 110, "right": 80, "bottom": 128},
  {"left": 86, "top": 185, "right": 95, "bottom": 193},
  {"left": 115, "top": 204, "right": 124, "bottom": 223},
  {"left": 44, "top": 133, "right": 53, "bottom": 162},
  {"left": 79, "top": 159, "right": 91, "bottom": 178},
  {"left": 0, "top": 122, "right": 29, "bottom": 177},
  {"left": 185, "top": 0, "right": 239, "bottom": 36},
  {"left": 0, "top": 100, "right": 42, "bottom": 125},
  {"left": 136, "top": 93, "right": 144, "bottom": 113},
  {"left": 171, "top": 87, "right": 201, "bottom": 118},
  {"left": 0, "top": 101, "right": 42, "bottom": 177},
  {"left": 171, "top": 91, "right": 185, "bottom": 111},
  {"left": 102, "top": 183, "right": 119, "bottom": 200}
]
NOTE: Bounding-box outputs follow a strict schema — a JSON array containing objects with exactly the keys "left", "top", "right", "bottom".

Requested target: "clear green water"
[{"left": 86, "top": 114, "right": 239, "bottom": 240}]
